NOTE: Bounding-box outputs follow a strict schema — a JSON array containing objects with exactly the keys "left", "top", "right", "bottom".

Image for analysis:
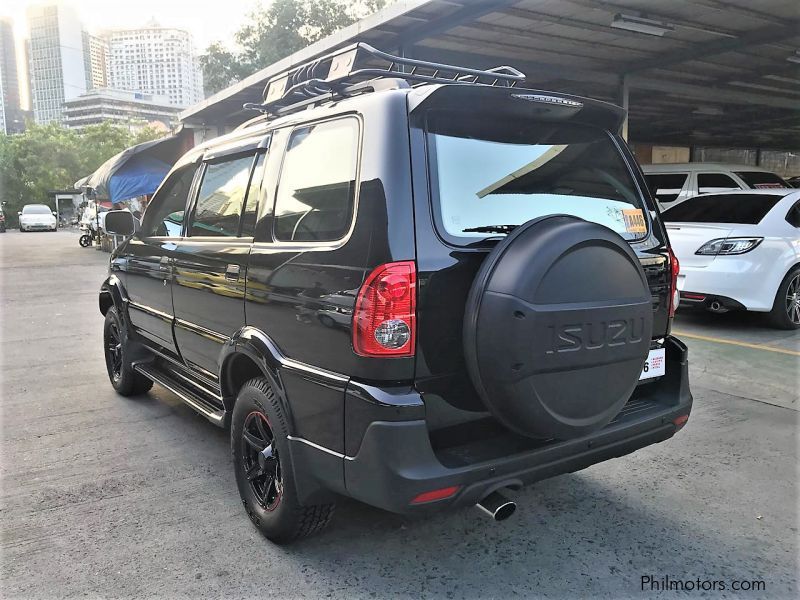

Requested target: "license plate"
[{"left": 640, "top": 348, "right": 666, "bottom": 380}]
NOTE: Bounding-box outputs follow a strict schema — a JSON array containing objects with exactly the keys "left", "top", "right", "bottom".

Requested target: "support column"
[{"left": 618, "top": 74, "right": 630, "bottom": 141}]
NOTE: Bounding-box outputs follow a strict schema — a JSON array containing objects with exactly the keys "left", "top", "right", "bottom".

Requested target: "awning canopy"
[{"left": 79, "top": 131, "right": 185, "bottom": 202}]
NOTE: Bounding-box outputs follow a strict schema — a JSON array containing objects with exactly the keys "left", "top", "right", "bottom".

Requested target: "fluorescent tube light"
[{"left": 611, "top": 14, "right": 674, "bottom": 37}]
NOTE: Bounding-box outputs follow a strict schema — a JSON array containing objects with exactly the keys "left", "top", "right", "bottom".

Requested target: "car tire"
[
  {"left": 768, "top": 267, "right": 800, "bottom": 330},
  {"left": 232, "top": 377, "right": 335, "bottom": 544},
  {"left": 103, "top": 306, "right": 154, "bottom": 395}
]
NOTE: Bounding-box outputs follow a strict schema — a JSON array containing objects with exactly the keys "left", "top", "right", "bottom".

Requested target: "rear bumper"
[
  {"left": 677, "top": 262, "right": 774, "bottom": 312},
  {"left": 289, "top": 336, "right": 692, "bottom": 514}
]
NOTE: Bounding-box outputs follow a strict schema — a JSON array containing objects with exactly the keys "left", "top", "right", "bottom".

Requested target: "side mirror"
[
  {"left": 104, "top": 210, "right": 137, "bottom": 236},
  {"left": 52, "top": 211, "right": 57, "bottom": 217}
]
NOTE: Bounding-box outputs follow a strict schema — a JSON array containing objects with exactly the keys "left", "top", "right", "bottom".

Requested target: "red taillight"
[
  {"left": 410, "top": 486, "right": 460, "bottom": 505},
  {"left": 673, "top": 414, "right": 689, "bottom": 429},
  {"left": 353, "top": 261, "right": 416, "bottom": 357},
  {"left": 668, "top": 248, "right": 680, "bottom": 318}
]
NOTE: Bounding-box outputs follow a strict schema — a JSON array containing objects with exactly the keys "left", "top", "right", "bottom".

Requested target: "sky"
[
  {"left": 2, "top": 0, "right": 261, "bottom": 50},
  {"left": 2, "top": 0, "right": 262, "bottom": 109}
]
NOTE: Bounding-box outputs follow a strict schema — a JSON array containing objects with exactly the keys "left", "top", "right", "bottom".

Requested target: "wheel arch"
[
  {"left": 219, "top": 327, "right": 296, "bottom": 432},
  {"left": 99, "top": 275, "right": 126, "bottom": 316}
]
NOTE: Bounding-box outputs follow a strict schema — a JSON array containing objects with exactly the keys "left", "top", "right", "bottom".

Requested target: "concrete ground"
[{"left": 1, "top": 230, "right": 797, "bottom": 599}]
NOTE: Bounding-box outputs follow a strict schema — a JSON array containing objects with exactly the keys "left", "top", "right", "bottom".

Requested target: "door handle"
[
  {"left": 225, "top": 264, "right": 241, "bottom": 281},
  {"left": 159, "top": 256, "right": 171, "bottom": 270}
]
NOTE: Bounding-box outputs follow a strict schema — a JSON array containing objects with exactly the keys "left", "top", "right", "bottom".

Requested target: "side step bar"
[{"left": 134, "top": 362, "right": 226, "bottom": 425}]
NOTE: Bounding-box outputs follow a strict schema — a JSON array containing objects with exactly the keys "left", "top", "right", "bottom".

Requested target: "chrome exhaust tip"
[
  {"left": 476, "top": 490, "right": 516, "bottom": 521},
  {"left": 708, "top": 300, "right": 728, "bottom": 314}
]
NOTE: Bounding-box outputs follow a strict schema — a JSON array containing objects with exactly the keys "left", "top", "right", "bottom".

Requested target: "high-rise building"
[
  {"left": 83, "top": 31, "right": 108, "bottom": 89},
  {"left": 106, "top": 22, "right": 204, "bottom": 108},
  {"left": 0, "top": 16, "right": 23, "bottom": 134},
  {"left": 26, "top": 3, "right": 88, "bottom": 124}
]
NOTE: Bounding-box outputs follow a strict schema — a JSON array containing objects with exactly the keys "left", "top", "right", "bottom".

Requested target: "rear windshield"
[
  {"left": 734, "top": 171, "right": 788, "bottom": 189},
  {"left": 662, "top": 193, "right": 783, "bottom": 224},
  {"left": 22, "top": 205, "right": 52, "bottom": 214},
  {"left": 426, "top": 113, "right": 648, "bottom": 244}
]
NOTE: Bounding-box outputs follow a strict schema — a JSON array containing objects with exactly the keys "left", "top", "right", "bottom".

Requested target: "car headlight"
[{"left": 695, "top": 237, "right": 763, "bottom": 255}]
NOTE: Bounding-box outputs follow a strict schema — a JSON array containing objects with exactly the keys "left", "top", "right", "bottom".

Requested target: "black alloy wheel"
[
  {"left": 241, "top": 411, "right": 282, "bottom": 511},
  {"left": 105, "top": 320, "right": 123, "bottom": 382}
]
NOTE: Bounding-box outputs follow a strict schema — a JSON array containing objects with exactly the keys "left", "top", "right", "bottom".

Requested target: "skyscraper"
[
  {"left": 106, "top": 22, "right": 204, "bottom": 108},
  {"left": 83, "top": 31, "right": 108, "bottom": 89},
  {"left": 0, "top": 16, "right": 22, "bottom": 134},
  {"left": 26, "top": 3, "right": 88, "bottom": 124}
]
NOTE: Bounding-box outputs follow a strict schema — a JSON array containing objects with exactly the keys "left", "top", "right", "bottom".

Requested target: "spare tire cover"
[{"left": 463, "top": 215, "right": 653, "bottom": 440}]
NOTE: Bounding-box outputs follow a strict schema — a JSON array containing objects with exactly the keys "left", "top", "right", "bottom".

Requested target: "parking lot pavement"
[{"left": 1, "top": 230, "right": 797, "bottom": 599}]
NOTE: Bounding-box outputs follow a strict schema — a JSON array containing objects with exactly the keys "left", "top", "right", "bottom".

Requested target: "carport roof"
[{"left": 181, "top": 0, "right": 800, "bottom": 149}]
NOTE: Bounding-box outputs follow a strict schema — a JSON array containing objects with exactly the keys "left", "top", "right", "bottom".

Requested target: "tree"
[
  {"left": 200, "top": 0, "right": 388, "bottom": 95},
  {"left": 0, "top": 123, "right": 162, "bottom": 227}
]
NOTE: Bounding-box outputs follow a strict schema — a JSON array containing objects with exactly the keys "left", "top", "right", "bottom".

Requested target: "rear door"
[
  {"left": 125, "top": 163, "right": 199, "bottom": 357},
  {"left": 646, "top": 172, "right": 690, "bottom": 207},
  {"left": 171, "top": 143, "right": 267, "bottom": 379}
]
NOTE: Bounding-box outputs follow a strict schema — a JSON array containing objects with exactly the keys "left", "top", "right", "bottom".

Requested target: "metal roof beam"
[
  {"left": 624, "top": 22, "right": 800, "bottom": 74},
  {"left": 393, "top": 0, "right": 517, "bottom": 48}
]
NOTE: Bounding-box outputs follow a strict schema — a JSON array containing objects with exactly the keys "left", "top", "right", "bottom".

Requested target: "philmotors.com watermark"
[{"left": 641, "top": 575, "right": 766, "bottom": 593}]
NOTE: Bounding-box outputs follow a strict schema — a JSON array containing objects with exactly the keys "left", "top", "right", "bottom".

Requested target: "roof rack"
[{"left": 243, "top": 43, "right": 526, "bottom": 118}]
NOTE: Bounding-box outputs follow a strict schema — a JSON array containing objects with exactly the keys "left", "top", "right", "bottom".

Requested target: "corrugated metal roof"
[{"left": 180, "top": 0, "right": 800, "bottom": 149}]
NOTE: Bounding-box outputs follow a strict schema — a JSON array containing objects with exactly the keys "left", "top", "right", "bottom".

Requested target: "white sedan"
[
  {"left": 19, "top": 204, "right": 57, "bottom": 232},
  {"left": 662, "top": 189, "right": 800, "bottom": 329}
]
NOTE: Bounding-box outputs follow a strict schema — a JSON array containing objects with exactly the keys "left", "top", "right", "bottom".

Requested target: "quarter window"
[
  {"left": 697, "top": 173, "right": 741, "bottom": 194},
  {"left": 140, "top": 164, "right": 196, "bottom": 237},
  {"left": 786, "top": 202, "right": 800, "bottom": 228},
  {"left": 274, "top": 119, "right": 359, "bottom": 242},
  {"left": 189, "top": 155, "right": 254, "bottom": 237}
]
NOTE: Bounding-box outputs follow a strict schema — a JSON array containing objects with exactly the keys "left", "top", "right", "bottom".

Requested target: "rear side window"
[
  {"left": 734, "top": 171, "right": 788, "bottom": 189},
  {"left": 190, "top": 155, "right": 254, "bottom": 237},
  {"left": 426, "top": 114, "right": 648, "bottom": 243},
  {"left": 646, "top": 173, "right": 688, "bottom": 204},
  {"left": 274, "top": 118, "right": 359, "bottom": 242},
  {"left": 697, "top": 173, "right": 741, "bottom": 194},
  {"left": 240, "top": 153, "right": 267, "bottom": 237},
  {"left": 662, "top": 193, "right": 782, "bottom": 224},
  {"left": 786, "top": 202, "right": 800, "bottom": 228},
  {"left": 141, "top": 165, "right": 196, "bottom": 237}
]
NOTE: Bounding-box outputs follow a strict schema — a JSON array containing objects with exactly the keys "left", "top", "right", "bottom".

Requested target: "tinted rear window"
[
  {"left": 426, "top": 114, "right": 648, "bottom": 243},
  {"left": 734, "top": 171, "right": 788, "bottom": 189},
  {"left": 662, "top": 193, "right": 783, "bottom": 224},
  {"left": 645, "top": 173, "right": 688, "bottom": 204}
]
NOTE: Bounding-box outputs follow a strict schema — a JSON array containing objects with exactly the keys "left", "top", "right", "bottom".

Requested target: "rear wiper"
[{"left": 463, "top": 225, "right": 517, "bottom": 234}]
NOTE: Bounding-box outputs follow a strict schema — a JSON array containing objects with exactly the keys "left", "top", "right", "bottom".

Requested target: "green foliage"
[
  {"left": 0, "top": 122, "right": 162, "bottom": 227},
  {"left": 200, "top": 0, "right": 388, "bottom": 95}
]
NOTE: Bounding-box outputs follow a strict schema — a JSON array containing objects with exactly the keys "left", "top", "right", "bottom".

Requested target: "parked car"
[
  {"left": 785, "top": 175, "right": 800, "bottom": 189},
  {"left": 99, "top": 44, "right": 691, "bottom": 544},
  {"left": 19, "top": 204, "right": 57, "bottom": 232},
  {"left": 663, "top": 189, "right": 800, "bottom": 329},
  {"left": 642, "top": 163, "right": 788, "bottom": 209}
]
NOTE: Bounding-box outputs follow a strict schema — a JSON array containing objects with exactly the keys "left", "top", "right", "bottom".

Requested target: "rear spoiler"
[{"left": 408, "top": 85, "right": 626, "bottom": 134}]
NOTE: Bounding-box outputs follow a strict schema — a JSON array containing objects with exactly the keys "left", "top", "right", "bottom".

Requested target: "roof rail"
[{"left": 243, "top": 43, "right": 525, "bottom": 118}]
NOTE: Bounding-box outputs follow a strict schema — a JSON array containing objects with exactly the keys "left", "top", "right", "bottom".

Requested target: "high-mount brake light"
[
  {"left": 668, "top": 248, "right": 680, "bottom": 318},
  {"left": 353, "top": 261, "right": 416, "bottom": 357}
]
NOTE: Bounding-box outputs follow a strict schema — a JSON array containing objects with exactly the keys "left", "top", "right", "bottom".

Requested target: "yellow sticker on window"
[{"left": 622, "top": 209, "right": 646, "bottom": 234}]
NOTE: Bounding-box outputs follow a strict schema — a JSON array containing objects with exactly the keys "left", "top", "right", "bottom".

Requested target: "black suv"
[{"left": 100, "top": 44, "right": 692, "bottom": 544}]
